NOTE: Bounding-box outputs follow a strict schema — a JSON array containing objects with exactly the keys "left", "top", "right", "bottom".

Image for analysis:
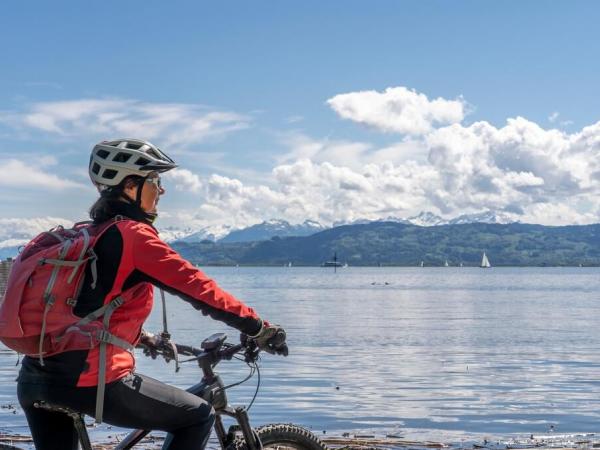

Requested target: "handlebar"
[{"left": 136, "top": 332, "right": 260, "bottom": 370}]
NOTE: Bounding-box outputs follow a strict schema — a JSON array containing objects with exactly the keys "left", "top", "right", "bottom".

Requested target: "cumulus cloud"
[
  {"left": 159, "top": 159, "right": 435, "bottom": 229},
  {"left": 327, "top": 86, "right": 466, "bottom": 135},
  {"left": 165, "top": 168, "right": 203, "bottom": 193},
  {"left": 423, "top": 116, "right": 598, "bottom": 217},
  {"left": 0, "top": 159, "right": 85, "bottom": 190},
  {"left": 161, "top": 112, "right": 600, "bottom": 227},
  {"left": 0, "top": 98, "right": 250, "bottom": 148}
]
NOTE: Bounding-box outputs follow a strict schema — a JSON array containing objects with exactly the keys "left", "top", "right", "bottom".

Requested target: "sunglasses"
[{"left": 145, "top": 176, "right": 162, "bottom": 189}]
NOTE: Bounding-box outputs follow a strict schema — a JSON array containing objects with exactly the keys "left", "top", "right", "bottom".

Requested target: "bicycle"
[{"left": 34, "top": 332, "right": 327, "bottom": 450}]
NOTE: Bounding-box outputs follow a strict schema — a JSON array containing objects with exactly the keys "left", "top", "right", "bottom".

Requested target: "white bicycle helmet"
[{"left": 89, "top": 138, "right": 177, "bottom": 189}]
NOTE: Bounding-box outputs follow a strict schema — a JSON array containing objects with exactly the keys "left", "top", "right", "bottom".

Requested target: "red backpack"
[{"left": 0, "top": 218, "right": 136, "bottom": 421}]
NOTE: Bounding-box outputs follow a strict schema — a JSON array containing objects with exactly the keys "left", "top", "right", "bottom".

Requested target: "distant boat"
[
  {"left": 287, "top": 262, "right": 292, "bottom": 267},
  {"left": 459, "top": 262, "right": 463, "bottom": 267},
  {"left": 322, "top": 252, "right": 342, "bottom": 268},
  {"left": 322, "top": 261, "right": 343, "bottom": 267},
  {"left": 444, "top": 260, "right": 449, "bottom": 267},
  {"left": 420, "top": 261, "right": 424, "bottom": 267},
  {"left": 342, "top": 263, "right": 348, "bottom": 268},
  {"left": 480, "top": 252, "right": 491, "bottom": 268}
]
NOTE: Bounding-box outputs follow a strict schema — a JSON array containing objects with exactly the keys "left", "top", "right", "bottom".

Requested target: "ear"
[{"left": 122, "top": 180, "right": 138, "bottom": 199}]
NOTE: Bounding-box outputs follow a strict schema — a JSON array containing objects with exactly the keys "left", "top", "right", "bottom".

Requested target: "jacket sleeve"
[{"left": 129, "top": 222, "right": 263, "bottom": 336}]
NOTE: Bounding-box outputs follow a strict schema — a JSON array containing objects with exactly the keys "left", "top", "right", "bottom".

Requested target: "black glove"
[
  {"left": 250, "top": 323, "right": 289, "bottom": 356},
  {"left": 138, "top": 330, "right": 177, "bottom": 360},
  {"left": 138, "top": 330, "right": 161, "bottom": 359}
]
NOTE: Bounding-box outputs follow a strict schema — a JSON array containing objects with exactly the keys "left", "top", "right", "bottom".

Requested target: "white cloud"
[
  {"left": 327, "top": 86, "right": 466, "bottom": 135},
  {"left": 1, "top": 98, "right": 250, "bottom": 148},
  {"left": 0, "top": 217, "right": 73, "bottom": 242},
  {"left": 164, "top": 168, "right": 203, "bottom": 193},
  {"left": 0, "top": 159, "right": 85, "bottom": 190},
  {"left": 160, "top": 112, "right": 600, "bottom": 227},
  {"left": 547, "top": 111, "right": 573, "bottom": 128},
  {"left": 2, "top": 89, "right": 599, "bottom": 227}
]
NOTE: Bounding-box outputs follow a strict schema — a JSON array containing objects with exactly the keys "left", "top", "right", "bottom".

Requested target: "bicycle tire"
[{"left": 227, "top": 423, "right": 327, "bottom": 450}]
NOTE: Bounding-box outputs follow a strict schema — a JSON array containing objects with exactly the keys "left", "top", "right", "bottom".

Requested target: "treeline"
[{"left": 171, "top": 222, "right": 600, "bottom": 266}]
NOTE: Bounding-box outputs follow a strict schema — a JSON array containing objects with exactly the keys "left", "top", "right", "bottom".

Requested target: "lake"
[{"left": 1, "top": 267, "right": 600, "bottom": 446}]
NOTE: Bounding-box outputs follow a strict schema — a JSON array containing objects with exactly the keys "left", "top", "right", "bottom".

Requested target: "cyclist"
[{"left": 16, "top": 138, "right": 288, "bottom": 450}]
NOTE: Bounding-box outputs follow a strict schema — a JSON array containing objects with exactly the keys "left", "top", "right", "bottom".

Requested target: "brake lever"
[{"left": 159, "top": 332, "right": 180, "bottom": 372}]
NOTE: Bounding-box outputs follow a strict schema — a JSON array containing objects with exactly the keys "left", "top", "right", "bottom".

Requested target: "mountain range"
[
  {"left": 170, "top": 210, "right": 518, "bottom": 244},
  {"left": 1, "top": 211, "right": 595, "bottom": 265},
  {"left": 171, "top": 221, "right": 600, "bottom": 267}
]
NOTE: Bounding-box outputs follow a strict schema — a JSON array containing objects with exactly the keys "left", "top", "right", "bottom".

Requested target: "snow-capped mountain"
[
  {"left": 157, "top": 226, "right": 195, "bottom": 243},
  {"left": 407, "top": 212, "right": 446, "bottom": 226},
  {"left": 448, "top": 211, "right": 518, "bottom": 225},
  {"left": 218, "top": 219, "right": 326, "bottom": 243},
  {"left": 334, "top": 210, "right": 517, "bottom": 227},
  {"left": 158, "top": 224, "right": 234, "bottom": 243},
  {"left": 179, "top": 224, "right": 233, "bottom": 243}
]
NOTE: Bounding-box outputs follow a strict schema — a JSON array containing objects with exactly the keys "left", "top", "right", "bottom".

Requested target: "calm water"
[{"left": 1, "top": 267, "right": 600, "bottom": 444}]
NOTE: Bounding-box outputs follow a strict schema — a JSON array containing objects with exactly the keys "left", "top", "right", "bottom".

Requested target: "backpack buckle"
[
  {"left": 96, "top": 329, "right": 111, "bottom": 343},
  {"left": 66, "top": 297, "right": 78, "bottom": 307}
]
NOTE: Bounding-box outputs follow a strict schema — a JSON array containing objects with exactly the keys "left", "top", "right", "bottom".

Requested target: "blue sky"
[{"left": 1, "top": 1, "right": 600, "bottom": 234}]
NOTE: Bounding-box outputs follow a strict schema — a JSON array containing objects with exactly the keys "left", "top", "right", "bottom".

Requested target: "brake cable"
[
  {"left": 246, "top": 361, "right": 261, "bottom": 411},
  {"left": 159, "top": 288, "right": 180, "bottom": 372}
]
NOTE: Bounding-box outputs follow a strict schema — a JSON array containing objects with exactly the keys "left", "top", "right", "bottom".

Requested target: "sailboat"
[
  {"left": 480, "top": 252, "right": 491, "bottom": 268},
  {"left": 420, "top": 261, "right": 424, "bottom": 267},
  {"left": 444, "top": 260, "right": 449, "bottom": 267}
]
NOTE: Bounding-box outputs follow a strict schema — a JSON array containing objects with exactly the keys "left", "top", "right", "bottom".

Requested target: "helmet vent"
[
  {"left": 135, "top": 157, "right": 150, "bottom": 166},
  {"left": 102, "top": 169, "right": 118, "bottom": 180},
  {"left": 146, "top": 148, "right": 161, "bottom": 159},
  {"left": 96, "top": 149, "right": 110, "bottom": 159},
  {"left": 127, "top": 142, "right": 143, "bottom": 150},
  {"left": 92, "top": 163, "right": 101, "bottom": 175},
  {"left": 113, "top": 152, "right": 132, "bottom": 163}
]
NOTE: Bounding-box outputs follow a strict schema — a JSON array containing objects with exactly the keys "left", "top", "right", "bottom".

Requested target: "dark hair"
[{"left": 89, "top": 176, "right": 154, "bottom": 225}]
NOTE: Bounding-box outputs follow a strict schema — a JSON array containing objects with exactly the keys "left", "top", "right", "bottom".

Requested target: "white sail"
[
  {"left": 444, "top": 260, "right": 449, "bottom": 267},
  {"left": 420, "top": 261, "right": 424, "bottom": 267},
  {"left": 481, "top": 252, "right": 491, "bottom": 268}
]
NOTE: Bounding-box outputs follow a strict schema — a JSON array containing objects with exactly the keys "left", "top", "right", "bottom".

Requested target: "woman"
[{"left": 17, "top": 138, "right": 288, "bottom": 450}]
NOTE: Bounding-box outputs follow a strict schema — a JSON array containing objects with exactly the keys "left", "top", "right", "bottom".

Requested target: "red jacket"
[{"left": 18, "top": 218, "right": 263, "bottom": 387}]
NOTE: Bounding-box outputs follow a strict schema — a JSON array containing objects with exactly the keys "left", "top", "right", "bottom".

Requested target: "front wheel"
[{"left": 227, "top": 423, "right": 327, "bottom": 450}]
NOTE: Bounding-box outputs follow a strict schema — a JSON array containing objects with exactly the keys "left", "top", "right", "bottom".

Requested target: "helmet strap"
[
  {"left": 135, "top": 177, "right": 145, "bottom": 207},
  {"left": 134, "top": 177, "right": 158, "bottom": 224}
]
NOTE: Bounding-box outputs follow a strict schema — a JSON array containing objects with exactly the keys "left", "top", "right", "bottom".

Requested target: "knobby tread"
[{"left": 227, "top": 423, "right": 327, "bottom": 450}]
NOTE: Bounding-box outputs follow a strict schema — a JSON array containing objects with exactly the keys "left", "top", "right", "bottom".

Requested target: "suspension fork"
[
  {"left": 214, "top": 414, "right": 228, "bottom": 449},
  {"left": 235, "top": 406, "right": 260, "bottom": 450}
]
